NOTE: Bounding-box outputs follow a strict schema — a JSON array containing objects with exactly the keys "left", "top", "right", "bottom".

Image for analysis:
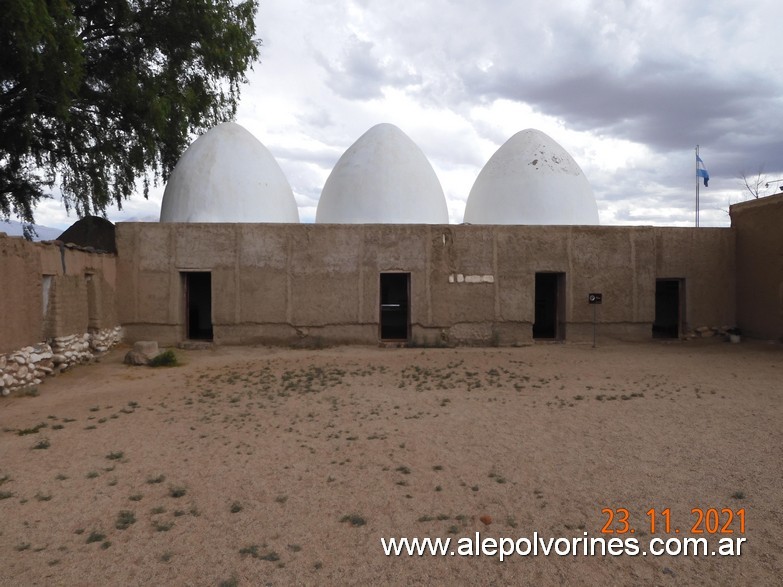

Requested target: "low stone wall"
[{"left": 0, "top": 326, "right": 123, "bottom": 396}]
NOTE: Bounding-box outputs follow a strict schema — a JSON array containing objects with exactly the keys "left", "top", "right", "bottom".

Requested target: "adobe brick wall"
[
  {"left": 0, "top": 233, "right": 44, "bottom": 353},
  {"left": 116, "top": 223, "right": 735, "bottom": 346},
  {"left": 731, "top": 193, "right": 783, "bottom": 340},
  {"left": 0, "top": 234, "right": 121, "bottom": 395}
]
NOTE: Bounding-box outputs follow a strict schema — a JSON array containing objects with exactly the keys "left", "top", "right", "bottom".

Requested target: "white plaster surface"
[
  {"left": 160, "top": 122, "right": 300, "bottom": 223},
  {"left": 463, "top": 129, "right": 599, "bottom": 225},
  {"left": 316, "top": 123, "right": 449, "bottom": 224}
]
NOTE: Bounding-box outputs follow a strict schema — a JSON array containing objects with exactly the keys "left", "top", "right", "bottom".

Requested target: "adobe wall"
[
  {"left": 654, "top": 227, "right": 736, "bottom": 331},
  {"left": 39, "top": 245, "right": 118, "bottom": 338},
  {"left": 730, "top": 193, "right": 783, "bottom": 340},
  {"left": 116, "top": 223, "right": 735, "bottom": 346},
  {"left": 0, "top": 233, "right": 42, "bottom": 352},
  {"left": 0, "top": 234, "right": 121, "bottom": 395}
]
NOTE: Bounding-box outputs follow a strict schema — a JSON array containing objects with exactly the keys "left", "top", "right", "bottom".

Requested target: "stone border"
[{"left": 0, "top": 326, "right": 123, "bottom": 396}]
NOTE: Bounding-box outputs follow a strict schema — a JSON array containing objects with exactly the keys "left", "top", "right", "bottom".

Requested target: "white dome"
[
  {"left": 160, "top": 122, "right": 299, "bottom": 223},
  {"left": 316, "top": 123, "right": 449, "bottom": 224},
  {"left": 463, "top": 129, "right": 599, "bottom": 225}
]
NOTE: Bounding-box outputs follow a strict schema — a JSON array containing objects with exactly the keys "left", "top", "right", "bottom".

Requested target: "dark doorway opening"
[
  {"left": 653, "top": 279, "right": 683, "bottom": 338},
  {"left": 534, "top": 272, "right": 566, "bottom": 340},
  {"left": 380, "top": 273, "right": 410, "bottom": 340},
  {"left": 184, "top": 272, "right": 213, "bottom": 340}
]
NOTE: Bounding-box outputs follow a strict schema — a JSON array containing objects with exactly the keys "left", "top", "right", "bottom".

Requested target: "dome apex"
[
  {"left": 316, "top": 123, "right": 449, "bottom": 224},
  {"left": 160, "top": 122, "right": 299, "bottom": 223},
  {"left": 463, "top": 129, "right": 599, "bottom": 225}
]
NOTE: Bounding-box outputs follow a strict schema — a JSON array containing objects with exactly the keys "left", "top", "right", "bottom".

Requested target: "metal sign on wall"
[{"left": 588, "top": 293, "right": 603, "bottom": 304}]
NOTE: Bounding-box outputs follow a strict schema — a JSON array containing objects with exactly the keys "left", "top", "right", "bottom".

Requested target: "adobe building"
[
  {"left": 1, "top": 123, "right": 781, "bottom": 395},
  {"left": 115, "top": 222, "right": 735, "bottom": 347}
]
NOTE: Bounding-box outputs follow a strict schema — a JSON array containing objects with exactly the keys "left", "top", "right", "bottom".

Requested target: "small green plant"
[
  {"left": 152, "top": 520, "right": 174, "bottom": 532},
  {"left": 340, "top": 513, "right": 366, "bottom": 527},
  {"left": 230, "top": 501, "right": 243, "bottom": 513},
  {"left": 160, "top": 551, "right": 173, "bottom": 563},
  {"left": 86, "top": 531, "right": 106, "bottom": 544},
  {"left": 274, "top": 494, "right": 288, "bottom": 504},
  {"left": 239, "top": 544, "right": 279, "bottom": 562},
  {"left": 731, "top": 491, "right": 745, "bottom": 500},
  {"left": 15, "top": 543, "right": 31, "bottom": 551},
  {"left": 0, "top": 491, "right": 15, "bottom": 500},
  {"left": 259, "top": 551, "right": 280, "bottom": 562},
  {"left": 106, "top": 451, "right": 124, "bottom": 460},
  {"left": 169, "top": 486, "right": 187, "bottom": 498},
  {"left": 151, "top": 506, "right": 166, "bottom": 514},
  {"left": 115, "top": 510, "right": 136, "bottom": 530},
  {"left": 35, "top": 492, "right": 52, "bottom": 501},
  {"left": 218, "top": 577, "right": 238, "bottom": 587},
  {"left": 147, "top": 474, "right": 166, "bottom": 484},
  {"left": 32, "top": 438, "right": 50, "bottom": 450},
  {"left": 239, "top": 544, "right": 259, "bottom": 557},
  {"left": 149, "top": 350, "right": 178, "bottom": 368},
  {"left": 129, "top": 494, "right": 143, "bottom": 501},
  {"left": 86, "top": 471, "right": 99, "bottom": 479},
  {"left": 17, "top": 422, "right": 47, "bottom": 435}
]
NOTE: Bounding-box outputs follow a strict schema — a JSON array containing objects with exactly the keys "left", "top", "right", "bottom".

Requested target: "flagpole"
[{"left": 695, "top": 145, "right": 700, "bottom": 227}]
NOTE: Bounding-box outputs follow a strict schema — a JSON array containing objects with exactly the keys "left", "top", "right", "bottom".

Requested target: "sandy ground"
[{"left": 0, "top": 340, "right": 781, "bottom": 586}]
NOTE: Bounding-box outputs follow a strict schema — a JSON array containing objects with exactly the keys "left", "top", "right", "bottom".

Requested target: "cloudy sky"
[{"left": 27, "top": 0, "right": 783, "bottom": 230}]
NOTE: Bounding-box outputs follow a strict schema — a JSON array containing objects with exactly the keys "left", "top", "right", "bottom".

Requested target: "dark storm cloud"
[{"left": 461, "top": 57, "right": 780, "bottom": 165}]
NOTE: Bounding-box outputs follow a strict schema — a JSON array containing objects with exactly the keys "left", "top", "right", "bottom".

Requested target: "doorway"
[
  {"left": 534, "top": 272, "right": 566, "bottom": 340},
  {"left": 184, "top": 272, "right": 213, "bottom": 340},
  {"left": 380, "top": 273, "right": 410, "bottom": 341},
  {"left": 653, "top": 279, "right": 683, "bottom": 338}
]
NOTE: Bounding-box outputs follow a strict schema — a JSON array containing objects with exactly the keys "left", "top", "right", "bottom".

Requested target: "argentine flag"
[{"left": 697, "top": 155, "right": 710, "bottom": 187}]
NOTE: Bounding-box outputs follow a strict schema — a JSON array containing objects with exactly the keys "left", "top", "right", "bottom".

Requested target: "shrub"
[{"left": 149, "top": 350, "right": 178, "bottom": 368}]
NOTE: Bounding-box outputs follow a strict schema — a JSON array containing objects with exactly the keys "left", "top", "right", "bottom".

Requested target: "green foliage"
[
  {"left": 115, "top": 510, "right": 136, "bottom": 530},
  {"left": 149, "top": 349, "right": 178, "bottom": 367},
  {"left": 1, "top": 0, "right": 260, "bottom": 235}
]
